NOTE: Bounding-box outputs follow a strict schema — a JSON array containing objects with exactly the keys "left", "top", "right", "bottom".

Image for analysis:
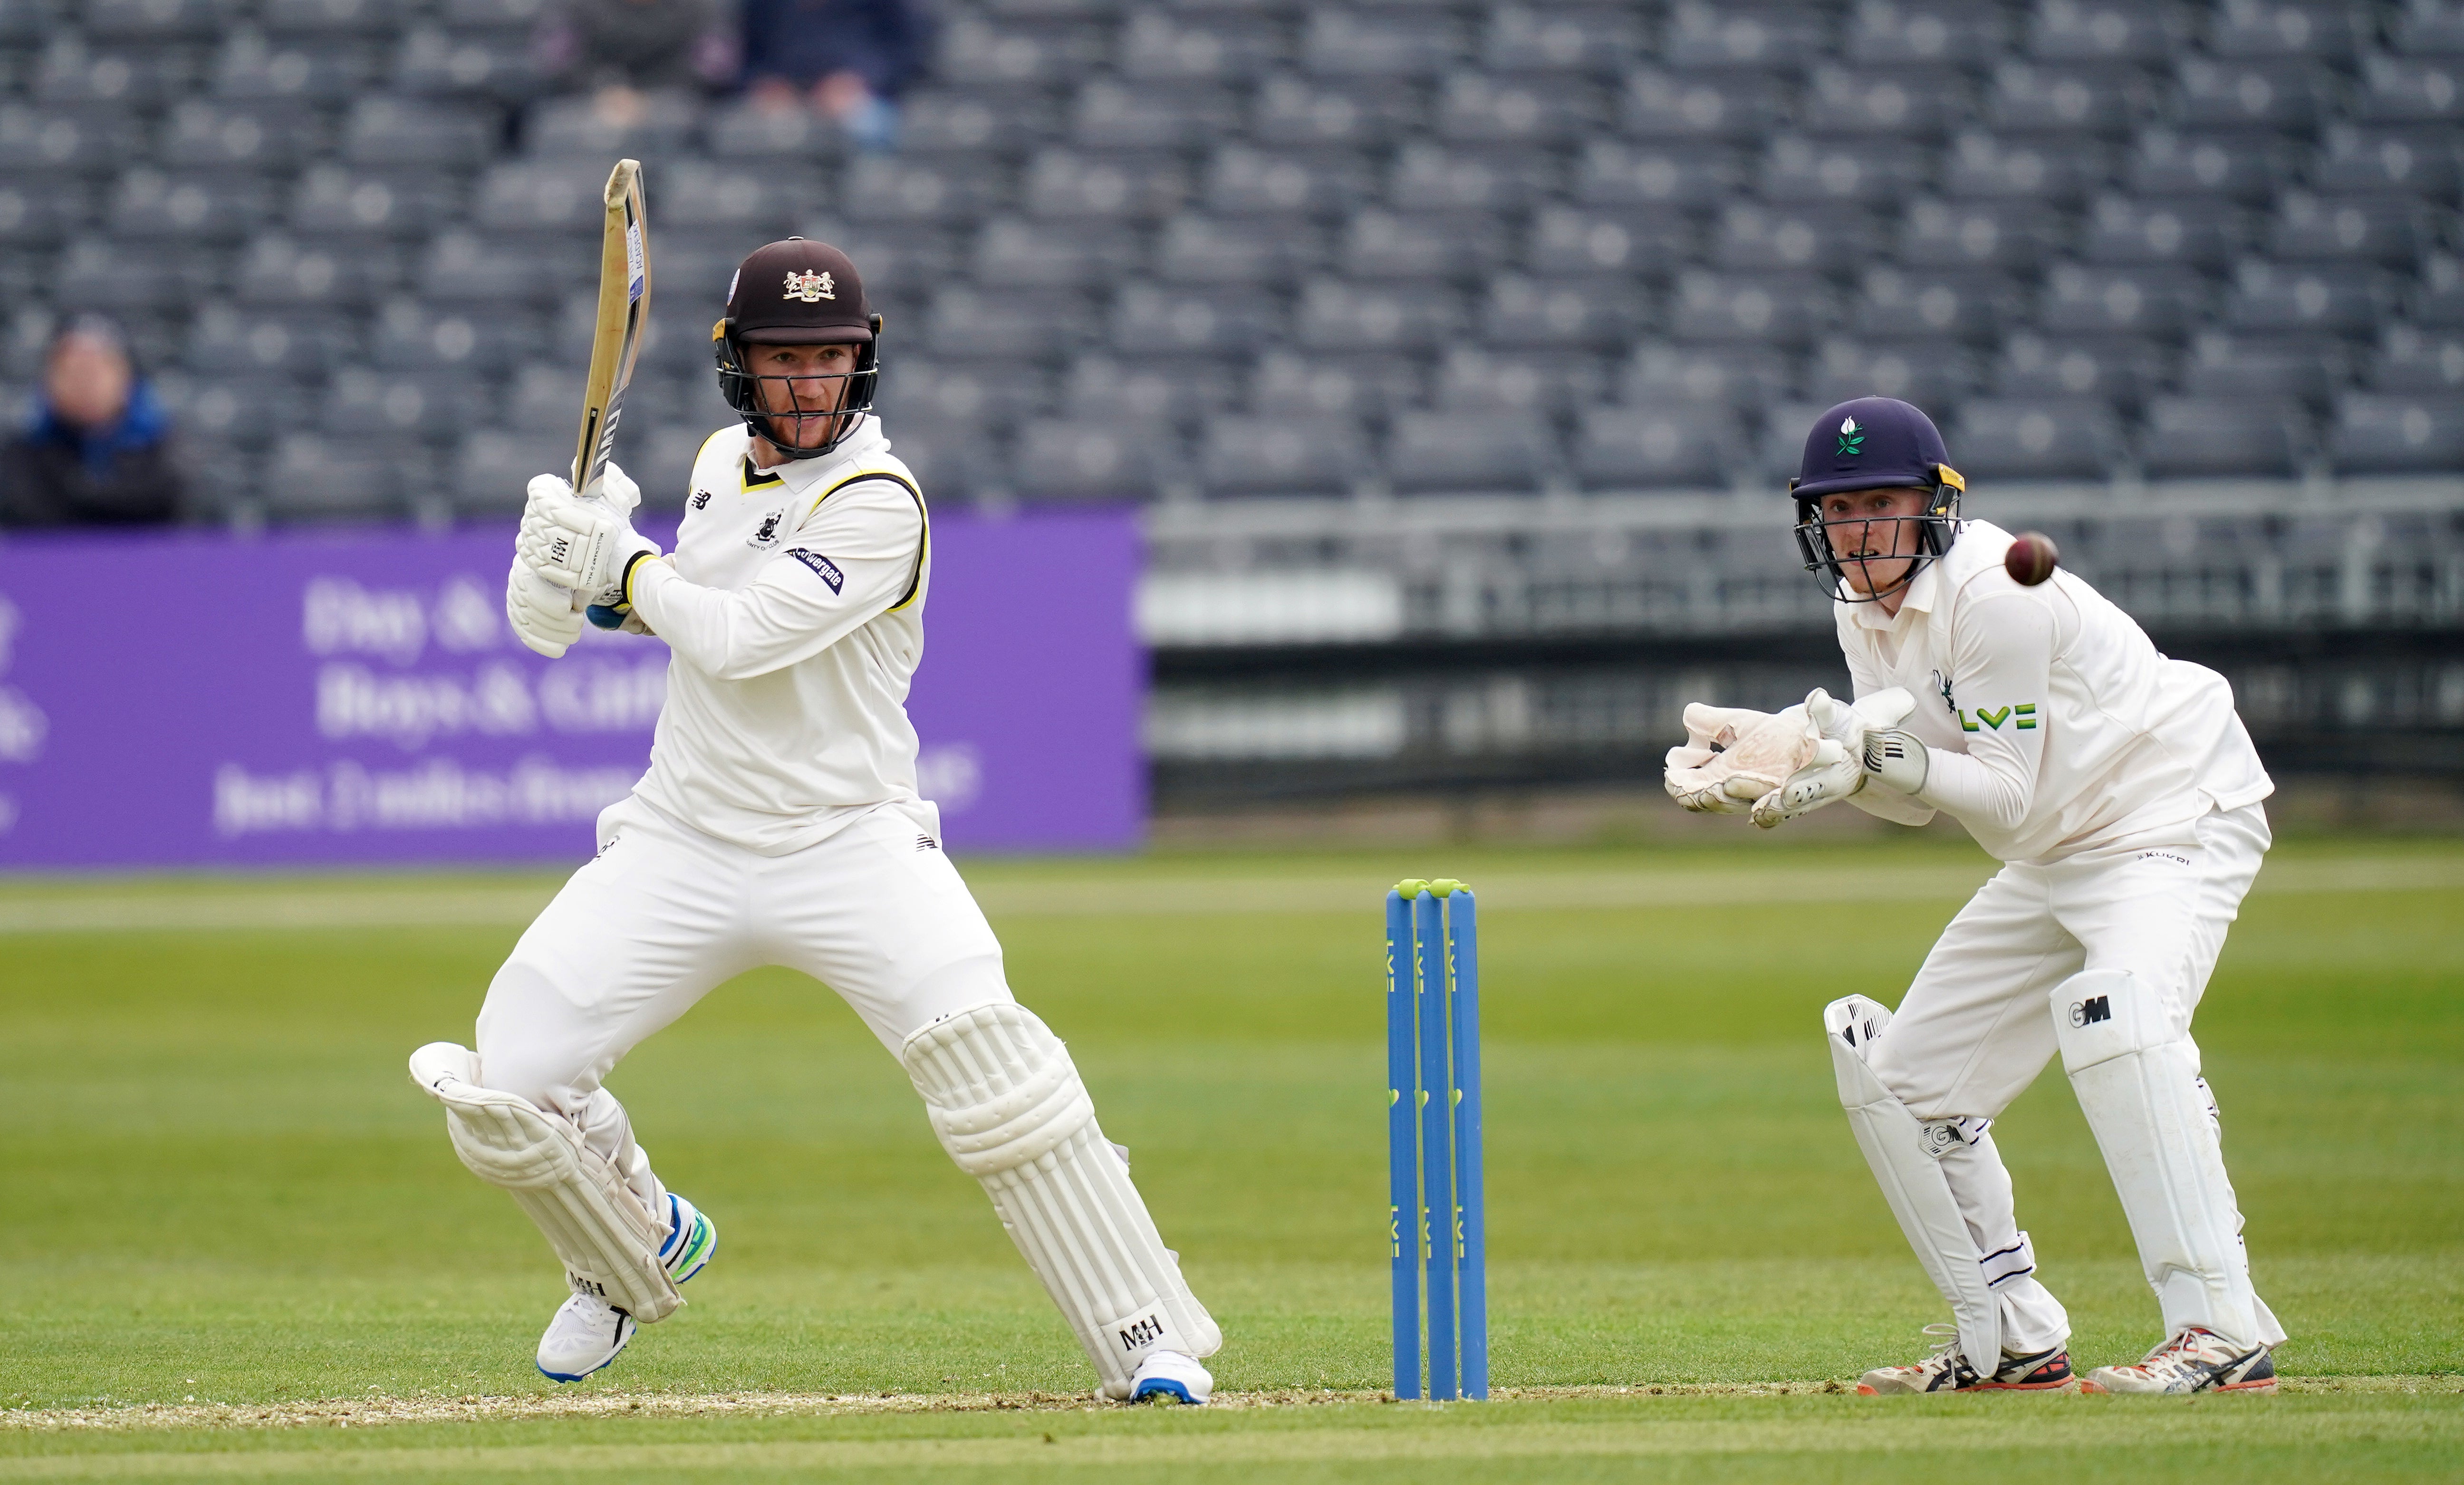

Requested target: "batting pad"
[
  {"left": 1825, "top": 996, "right": 2003, "bottom": 1370},
  {"left": 901, "top": 1003, "right": 1221, "bottom": 1399},
  {"left": 2052, "top": 971, "right": 2277, "bottom": 1347},
  {"left": 408, "top": 1042, "right": 682, "bottom": 1324}
]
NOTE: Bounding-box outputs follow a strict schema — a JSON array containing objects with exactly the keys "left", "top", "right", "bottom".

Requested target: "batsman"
[
  {"left": 1667, "top": 397, "right": 2283, "bottom": 1395},
  {"left": 407, "top": 227, "right": 1220, "bottom": 1402}
]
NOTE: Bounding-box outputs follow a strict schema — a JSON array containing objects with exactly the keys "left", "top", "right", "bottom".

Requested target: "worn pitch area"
[{"left": 2, "top": 838, "right": 2459, "bottom": 1479}]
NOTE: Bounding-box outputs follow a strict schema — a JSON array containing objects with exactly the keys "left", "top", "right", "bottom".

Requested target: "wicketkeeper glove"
[
  {"left": 1750, "top": 687, "right": 1918, "bottom": 828},
  {"left": 1664, "top": 702, "right": 1824, "bottom": 816}
]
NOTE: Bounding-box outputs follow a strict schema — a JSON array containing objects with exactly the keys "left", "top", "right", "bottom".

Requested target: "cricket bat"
[{"left": 573, "top": 157, "right": 650, "bottom": 504}]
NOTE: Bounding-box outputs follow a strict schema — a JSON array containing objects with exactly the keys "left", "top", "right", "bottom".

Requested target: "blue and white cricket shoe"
[
  {"left": 535, "top": 1193, "right": 719, "bottom": 1382},
  {"left": 1128, "top": 1350, "right": 1213, "bottom": 1405}
]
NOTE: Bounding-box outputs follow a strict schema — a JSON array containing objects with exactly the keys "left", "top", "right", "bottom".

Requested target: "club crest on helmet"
[{"left": 783, "top": 270, "right": 835, "bottom": 303}]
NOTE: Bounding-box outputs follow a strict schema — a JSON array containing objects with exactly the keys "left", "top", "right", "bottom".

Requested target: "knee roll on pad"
[
  {"left": 2050, "top": 970, "right": 2265, "bottom": 1347},
  {"left": 1824, "top": 995, "right": 2003, "bottom": 1369},
  {"left": 408, "top": 1042, "right": 682, "bottom": 1324},
  {"left": 902, "top": 1003, "right": 1221, "bottom": 1399}
]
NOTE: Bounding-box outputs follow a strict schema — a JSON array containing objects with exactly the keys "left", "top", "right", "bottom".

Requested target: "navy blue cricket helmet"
[{"left": 1787, "top": 396, "right": 1967, "bottom": 603}]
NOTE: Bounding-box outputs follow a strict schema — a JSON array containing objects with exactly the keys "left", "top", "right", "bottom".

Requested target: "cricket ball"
[{"left": 2005, "top": 531, "right": 2060, "bottom": 587}]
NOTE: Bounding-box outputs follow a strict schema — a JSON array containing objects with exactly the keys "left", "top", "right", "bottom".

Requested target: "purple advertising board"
[{"left": 0, "top": 511, "right": 1143, "bottom": 868}]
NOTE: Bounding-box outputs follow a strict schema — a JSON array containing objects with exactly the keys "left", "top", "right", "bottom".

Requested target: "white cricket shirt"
[
  {"left": 624, "top": 416, "right": 934, "bottom": 854},
  {"left": 1838, "top": 519, "right": 2272, "bottom": 863}
]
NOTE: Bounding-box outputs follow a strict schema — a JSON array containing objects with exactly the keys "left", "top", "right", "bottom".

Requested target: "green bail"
[{"left": 1394, "top": 878, "right": 1428, "bottom": 898}]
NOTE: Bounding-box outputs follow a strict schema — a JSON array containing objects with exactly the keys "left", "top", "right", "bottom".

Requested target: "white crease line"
[{"left": 0, "top": 858, "right": 2452, "bottom": 935}]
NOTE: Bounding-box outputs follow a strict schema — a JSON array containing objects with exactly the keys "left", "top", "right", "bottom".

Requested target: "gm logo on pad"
[{"left": 2068, "top": 996, "right": 2111, "bottom": 1029}]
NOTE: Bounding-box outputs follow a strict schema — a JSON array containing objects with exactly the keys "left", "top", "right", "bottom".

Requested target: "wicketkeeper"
[
  {"left": 1667, "top": 397, "right": 2283, "bottom": 1395},
  {"left": 407, "top": 239, "right": 1220, "bottom": 1402}
]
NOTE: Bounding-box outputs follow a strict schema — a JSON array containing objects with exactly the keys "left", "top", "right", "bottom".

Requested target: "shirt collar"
[
  {"left": 760, "top": 415, "right": 882, "bottom": 494},
  {"left": 1843, "top": 558, "right": 1942, "bottom": 631}
]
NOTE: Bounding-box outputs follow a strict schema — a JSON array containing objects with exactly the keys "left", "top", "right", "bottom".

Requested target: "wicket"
[{"left": 1386, "top": 878, "right": 1487, "bottom": 1401}]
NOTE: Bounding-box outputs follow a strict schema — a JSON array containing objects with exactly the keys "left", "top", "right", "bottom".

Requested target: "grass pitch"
[{"left": 1, "top": 834, "right": 2459, "bottom": 1480}]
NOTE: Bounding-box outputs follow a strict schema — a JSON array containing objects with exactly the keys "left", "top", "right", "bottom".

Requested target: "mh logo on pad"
[
  {"left": 1117, "top": 1313, "right": 1167, "bottom": 1351},
  {"left": 2069, "top": 996, "right": 2111, "bottom": 1029}
]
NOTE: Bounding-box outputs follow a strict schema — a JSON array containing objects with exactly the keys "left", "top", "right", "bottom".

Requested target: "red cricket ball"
[{"left": 2005, "top": 531, "right": 2060, "bottom": 587}]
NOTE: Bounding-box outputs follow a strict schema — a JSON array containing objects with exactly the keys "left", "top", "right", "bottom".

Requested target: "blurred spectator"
[
  {"left": 741, "top": 0, "right": 932, "bottom": 152},
  {"left": 536, "top": 0, "right": 740, "bottom": 117},
  {"left": 0, "top": 318, "right": 183, "bottom": 529}
]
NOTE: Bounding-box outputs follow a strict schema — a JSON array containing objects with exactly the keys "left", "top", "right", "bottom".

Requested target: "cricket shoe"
[
  {"left": 536, "top": 1194, "right": 717, "bottom": 1382},
  {"left": 1126, "top": 1350, "right": 1213, "bottom": 1405},
  {"left": 537, "top": 1292, "right": 635, "bottom": 1382},
  {"left": 2081, "top": 1328, "right": 2276, "bottom": 1394},
  {"left": 1858, "top": 1324, "right": 2079, "bottom": 1394}
]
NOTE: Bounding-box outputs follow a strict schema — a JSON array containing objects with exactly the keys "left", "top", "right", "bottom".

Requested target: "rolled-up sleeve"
[{"left": 629, "top": 477, "right": 924, "bottom": 681}]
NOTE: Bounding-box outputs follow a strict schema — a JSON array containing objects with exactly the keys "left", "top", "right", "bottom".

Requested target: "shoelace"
[
  {"left": 1898, "top": 1322, "right": 1964, "bottom": 1370},
  {"left": 2128, "top": 1329, "right": 2214, "bottom": 1378}
]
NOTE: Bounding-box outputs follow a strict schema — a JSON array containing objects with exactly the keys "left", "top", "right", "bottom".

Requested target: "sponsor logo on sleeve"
[
  {"left": 1958, "top": 702, "right": 2039, "bottom": 733},
  {"left": 785, "top": 547, "right": 845, "bottom": 594}
]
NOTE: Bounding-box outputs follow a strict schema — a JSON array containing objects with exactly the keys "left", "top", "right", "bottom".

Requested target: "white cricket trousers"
[
  {"left": 474, "top": 794, "right": 1012, "bottom": 1217},
  {"left": 1867, "top": 802, "right": 2283, "bottom": 1352}
]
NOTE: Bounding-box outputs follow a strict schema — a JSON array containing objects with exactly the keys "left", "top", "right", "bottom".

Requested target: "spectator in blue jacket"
[
  {"left": 741, "top": 0, "right": 932, "bottom": 152},
  {"left": 0, "top": 317, "right": 183, "bottom": 528}
]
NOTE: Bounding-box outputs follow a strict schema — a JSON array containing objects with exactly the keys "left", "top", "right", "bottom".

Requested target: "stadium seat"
[
  {"left": 1711, "top": 203, "right": 1880, "bottom": 275},
  {"left": 1118, "top": 10, "right": 1287, "bottom": 84},
  {"left": 1295, "top": 280, "right": 1465, "bottom": 354},
  {"left": 1388, "top": 143, "right": 1556, "bottom": 213},
  {"left": 1667, "top": 270, "right": 1839, "bottom": 348},
  {"left": 452, "top": 429, "right": 571, "bottom": 514},
  {"left": 2168, "top": 57, "right": 2331, "bottom": 135},
  {"left": 1247, "top": 349, "right": 1424, "bottom": 419},
  {"left": 472, "top": 161, "right": 614, "bottom": 243},
  {"left": 1940, "top": 130, "right": 2110, "bottom": 205},
  {"left": 2141, "top": 395, "right": 2311, "bottom": 477},
  {"left": 1754, "top": 400, "right": 1839, "bottom": 482},
  {"left": 706, "top": 100, "right": 837, "bottom": 162},
  {"left": 2181, "top": 331, "right": 2349, "bottom": 402},
  {"left": 1433, "top": 347, "right": 1606, "bottom": 418},
  {"left": 2395, "top": 0, "right": 2464, "bottom": 55},
  {"left": 1070, "top": 79, "right": 1244, "bottom": 151},
  {"left": 1385, "top": 410, "right": 1554, "bottom": 494},
  {"left": 1618, "top": 68, "right": 1788, "bottom": 144},
  {"left": 841, "top": 155, "right": 1008, "bottom": 226},
  {"left": 1300, "top": 10, "right": 1466, "bottom": 80},
  {"left": 342, "top": 97, "right": 500, "bottom": 169},
  {"left": 156, "top": 371, "right": 308, "bottom": 449},
  {"left": 1572, "top": 140, "right": 1739, "bottom": 212},
  {"left": 108, "top": 169, "right": 270, "bottom": 244},
  {"left": 657, "top": 165, "right": 815, "bottom": 251},
  {"left": 2310, "top": 124, "right": 2463, "bottom": 202},
  {"left": 1249, "top": 73, "right": 1425, "bottom": 150},
  {"left": 1617, "top": 343, "right": 1794, "bottom": 415},
  {"left": 1197, "top": 414, "right": 1371, "bottom": 497},
  {"left": 1992, "top": 332, "right": 2172, "bottom": 405},
  {"left": 2026, "top": 0, "right": 2185, "bottom": 64},
  {"left": 2355, "top": 53, "right": 2464, "bottom": 127},
  {"left": 2413, "top": 253, "right": 2464, "bottom": 326},
  {"left": 1950, "top": 396, "right": 2130, "bottom": 482},
  {"left": 1843, "top": 2, "right": 2011, "bottom": 65},
  {"left": 260, "top": 0, "right": 398, "bottom": 38},
  {"left": 2127, "top": 127, "right": 2300, "bottom": 205},
  {"left": 1059, "top": 354, "right": 1228, "bottom": 427},
  {"left": 926, "top": 284, "right": 1097, "bottom": 360},
  {"left": 2368, "top": 324, "right": 2464, "bottom": 391},
  {"left": 2329, "top": 391, "right": 2464, "bottom": 472},
  {"left": 1480, "top": 275, "right": 1649, "bottom": 352},
  {"left": 1525, "top": 205, "right": 1694, "bottom": 278},
  {"left": 1204, "top": 145, "right": 1376, "bottom": 220},
  {"left": 1758, "top": 136, "right": 1932, "bottom": 207},
  {"left": 1661, "top": 1, "right": 1826, "bottom": 72},
  {"left": 210, "top": 29, "right": 375, "bottom": 104},
  {"left": 321, "top": 367, "right": 482, "bottom": 444},
  {"left": 86, "top": 0, "right": 238, "bottom": 42},
  {"left": 420, "top": 229, "right": 558, "bottom": 308},
  {"left": 373, "top": 301, "right": 536, "bottom": 378},
  {"left": 1988, "top": 60, "right": 2152, "bottom": 138},
  {"left": 2223, "top": 260, "right": 2398, "bottom": 336},
  {"left": 794, "top": 219, "right": 960, "bottom": 308},
  {"left": 1804, "top": 339, "right": 1980, "bottom": 411},
  {"left": 0, "top": 181, "right": 81, "bottom": 252},
  {"left": 1856, "top": 267, "right": 2025, "bottom": 344},
  {"left": 1110, "top": 284, "right": 1286, "bottom": 359},
  {"left": 1339, "top": 207, "right": 1509, "bottom": 282},
  {"left": 895, "top": 88, "right": 1057, "bottom": 161},
  {"left": 1012, "top": 417, "right": 1183, "bottom": 501},
  {"left": 1798, "top": 66, "right": 1970, "bottom": 140},
  {"left": 502, "top": 361, "right": 587, "bottom": 431},
  {"left": 522, "top": 91, "right": 701, "bottom": 163},
  {"left": 935, "top": 17, "right": 1110, "bottom": 90},
  {"left": 161, "top": 99, "right": 324, "bottom": 172},
  {"left": 1434, "top": 70, "right": 1603, "bottom": 147},
  {"left": 392, "top": 24, "right": 540, "bottom": 105},
  {"left": 34, "top": 36, "right": 183, "bottom": 108},
  {"left": 266, "top": 431, "right": 413, "bottom": 521},
  {"left": 2267, "top": 193, "right": 2436, "bottom": 267},
  {"left": 1481, "top": 5, "right": 1645, "bottom": 79},
  {"left": 1898, "top": 199, "right": 2064, "bottom": 272},
  {"left": 1572, "top": 404, "right": 1739, "bottom": 490},
  {"left": 2207, "top": 1, "right": 2369, "bottom": 62},
  {"left": 1155, "top": 212, "right": 1325, "bottom": 288},
  {"left": 888, "top": 410, "right": 1009, "bottom": 500},
  {"left": 288, "top": 165, "right": 457, "bottom": 244},
  {"left": 0, "top": 105, "right": 142, "bottom": 177},
  {"left": 974, "top": 215, "right": 1145, "bottom": 289},
  {"left": 2037, "top": 263, "right": 2210, "bottom": 339},
  {"left": 233, "top": 234, "right": 396, "bottom": 310},
  {"left": 1030, "top": 148, "right": 1195, "bottom": 222},
  {"left": 2079, "top": 195, "right": 2249, "bottom": 270}
]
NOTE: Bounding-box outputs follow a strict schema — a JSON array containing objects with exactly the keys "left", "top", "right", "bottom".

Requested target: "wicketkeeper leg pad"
[
  {"left": 2053, "top": 970, "right": 2274, "bottom": 1347},
  {"left": 409, "top": 1042, "right": 682, "bottom": 1324},
  {"left": 901, "top": 1003, "right": 1221, "bottom": 1400},
  {"left": 1826, "top": 996, "right": 2002, "bottom": 1371}
]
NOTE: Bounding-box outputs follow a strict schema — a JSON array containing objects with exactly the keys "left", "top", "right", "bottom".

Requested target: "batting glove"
[
  {"left": 505, "top": 552, "right": 584, "bottom": 659},
  {"left": 520, "top": 470, "right": 662, "bottom": 615}
]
